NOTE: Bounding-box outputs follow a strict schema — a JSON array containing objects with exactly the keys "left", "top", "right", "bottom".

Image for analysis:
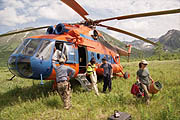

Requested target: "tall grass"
[{"left": 0, "top": 60, "right": 180, "bottom": 120}]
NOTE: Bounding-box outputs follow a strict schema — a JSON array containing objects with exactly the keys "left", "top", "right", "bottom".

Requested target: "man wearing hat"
[
  {"left": 100, "top": 57, "right": 113, "bottom": 93},
  {"left": 136, "top": 60, "right": 154, "bottom": 104},
  {"left": 53, "top": 58, "right": 75, "bottom": 110}
]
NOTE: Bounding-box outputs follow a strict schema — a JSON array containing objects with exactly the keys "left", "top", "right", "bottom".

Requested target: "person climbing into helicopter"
[
  {"left": 86, "top": 57, "right": 99, "bottom": 96},
  {"left": 52, "top": 43, "right": 66, "bottom": 63},
  {"left": 53, "top": 58, "right": 75, "bottom": 110},
  {"left": 100, "top": 57, "right": 113, "bottom": 93},
  {"left": 136, "top": 60, "right": 154, "bottom": 104}
]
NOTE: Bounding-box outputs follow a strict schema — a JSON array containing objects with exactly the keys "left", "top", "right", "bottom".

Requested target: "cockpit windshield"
[
  {"left": 21, "top": 39, "right": 41, "bottom": 56},
  {"left": 36, "top": 40, "right": 54, "bottom": 60},
  {"left": 12, "top": 38, "right": 54, "bottom": 58},
  {"left": 13, "top": 39, "right": 29, "bottom": 54}
]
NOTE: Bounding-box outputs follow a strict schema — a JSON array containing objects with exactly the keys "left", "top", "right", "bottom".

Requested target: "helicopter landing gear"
[{"left": 8, "top": 75, "right": 16, "bottom": 81}]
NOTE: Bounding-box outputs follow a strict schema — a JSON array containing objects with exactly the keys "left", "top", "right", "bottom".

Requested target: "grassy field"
[{"left": 0, "top": 60, "right": 180, "bottom": 120}]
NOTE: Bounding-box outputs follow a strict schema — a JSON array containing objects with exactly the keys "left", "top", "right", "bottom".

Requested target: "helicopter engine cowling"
[
  {"left": 55, "top": 23, "right": 68, "bottom": 35},
  {"left": 46, "top": 26, "right": 55, "bottom": 34}
]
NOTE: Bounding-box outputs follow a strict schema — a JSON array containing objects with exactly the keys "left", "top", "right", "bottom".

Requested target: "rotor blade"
[
  {"left": 61, "top": 0, "right": 89, "bottom": 21},
  {"left": 95, "top": 9, "right": 180, "bottom": 23},
  {"left": 97, "top": 33, "right": 129, "bottom": 56},
  {"left": 0, "top": 26, "right": 50, "bottom": 37},
  {"left": 98, "top": 24, "right": 157, "bottom": 45}
]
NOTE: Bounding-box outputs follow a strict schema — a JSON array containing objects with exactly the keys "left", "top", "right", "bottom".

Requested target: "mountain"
[
  {"left": 158, "top": 29, "right": 180, "bottom": 51},
  {"left": 123, "top": 29, "right": 180, "bottom": 52},
  {"left": 123, "top": 38, "right": 158, "bottom": 51}
]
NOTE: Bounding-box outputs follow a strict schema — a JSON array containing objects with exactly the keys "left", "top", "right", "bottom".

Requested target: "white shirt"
[{"left": 52, "top": 50, "right": 61, "bottom": 61}]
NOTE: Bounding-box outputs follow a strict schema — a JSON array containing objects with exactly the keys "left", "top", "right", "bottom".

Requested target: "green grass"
[{"left": 0, "top": 60, "right": 180, "bottom": 120}]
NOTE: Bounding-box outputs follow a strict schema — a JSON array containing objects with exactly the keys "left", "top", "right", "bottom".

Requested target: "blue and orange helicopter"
[{"left": 0, "top": 0, "right": 179, "bottom": 88}]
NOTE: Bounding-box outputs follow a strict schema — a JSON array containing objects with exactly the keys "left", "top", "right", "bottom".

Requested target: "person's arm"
[
  {"left": 136, "top": 76, "right": 140, "bottom": 83},
  {"left": 136, "top": 71, "right": 140, "bottom": 83},
  {"left": 109, "top": 64, "right": 113, "bottom": 76},
  {"left": 67, "top": 67, "right": 75, "bottom": 79},
  {"left": 111, "top": 68, "right": 113, "bottom": 76},
  {"left": 100, "top": 64, "right": 103, "bottom": 68},
  {"left": 149, "top": 75, "right": 154, "bottom": 82},
  {"left": 147, "top": 68, "right": 154, "bottom": 82}
]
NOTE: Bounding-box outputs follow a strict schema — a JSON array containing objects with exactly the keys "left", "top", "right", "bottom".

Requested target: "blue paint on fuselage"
[
  {"left": 80, "top": 33, "right": 95, "bottom": 41},
  {"left": 87, "top": 51, "right": 116, "bottom": 64}
]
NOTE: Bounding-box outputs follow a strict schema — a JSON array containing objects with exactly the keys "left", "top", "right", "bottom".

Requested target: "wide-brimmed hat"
[
  {"left": 59, "top": 58, "right": 65, "bottom": 63},
  {"left": 140, "top": 60, "right": 148, "bottom": 65}
]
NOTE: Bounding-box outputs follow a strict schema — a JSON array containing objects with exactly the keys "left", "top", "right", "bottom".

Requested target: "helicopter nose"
[{"left": 8, "top": 56, "right": 33, "bottom": 78}]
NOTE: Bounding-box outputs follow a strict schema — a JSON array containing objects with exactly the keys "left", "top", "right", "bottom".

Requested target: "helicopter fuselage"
[{"left": 8, "top": 24, "right": 125, "bottom": 80}]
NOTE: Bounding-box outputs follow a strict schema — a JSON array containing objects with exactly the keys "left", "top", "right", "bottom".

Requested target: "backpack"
[{"left": 131, "top": 82, "right": 144, "bottom": 97}]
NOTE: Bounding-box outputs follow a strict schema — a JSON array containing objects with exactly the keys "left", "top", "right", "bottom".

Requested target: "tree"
[{"left": 154, "top": 43, "right": 164, "bottom": 60}]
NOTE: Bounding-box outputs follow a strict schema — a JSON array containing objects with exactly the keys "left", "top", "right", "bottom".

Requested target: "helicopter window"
[
  {"left": 91, "top": 52, "right": 94, "bottom": 57},
  {"left": 65, "top": 43, "right": 75, "bottom": 63},
  {"left": 97, "top": 53, "right": 100, "bottom": 60},
  {"left": 13, "top": 39, "right": 29, "bottom": 54},
  {"left": 21, "top": 39, "right": 41, "bottom": 56},
  {"left": 36, "top": 40, "right": 53, "bottom": 60},
  {"left": 108, "top": 55, "right": 111, "bottom": 62}
]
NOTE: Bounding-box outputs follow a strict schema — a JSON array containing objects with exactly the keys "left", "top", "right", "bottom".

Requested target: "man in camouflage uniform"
[{"left": 53, "top": 58, "right": 75, "bottom": 110}]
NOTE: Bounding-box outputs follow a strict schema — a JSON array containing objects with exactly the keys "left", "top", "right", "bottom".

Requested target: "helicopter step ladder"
[{"left": 76, "top": 74, "right": 92, "bottom": 91}]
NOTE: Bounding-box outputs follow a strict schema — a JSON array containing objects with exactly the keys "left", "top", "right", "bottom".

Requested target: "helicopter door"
[
  {"left": 63, "top": 43, "right": 76, "bottom": 64},
  {"left": 78, "top": 46, "right": 87, "bottom": 73}
]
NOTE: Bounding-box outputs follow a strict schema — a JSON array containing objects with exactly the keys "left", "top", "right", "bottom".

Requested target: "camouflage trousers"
[{"left": 57, "top": 81, "right": 71, "bottom": 109}]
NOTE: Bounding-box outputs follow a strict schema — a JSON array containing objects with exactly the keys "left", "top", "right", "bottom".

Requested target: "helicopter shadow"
[
  {"left": 0, "top": 81, "right": 55, "bottom": 112},
  {"left": 0, "top": 79, "right": 85, "bottom": 112}
]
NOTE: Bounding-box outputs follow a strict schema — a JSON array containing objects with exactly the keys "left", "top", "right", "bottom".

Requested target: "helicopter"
[{"left": 0, "top": 0, "right": 179, "bottom": 89}]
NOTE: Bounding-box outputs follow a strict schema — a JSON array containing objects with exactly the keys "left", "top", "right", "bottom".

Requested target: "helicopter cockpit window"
[
  {"left": 13, "top": 39, "right": 29, "bottom": 54},
  {"left": 21, "top": 39, "right": 41, "bottom": 56},
  {"left": 36, "top": 40, "right": 53, "bottom": 60}
]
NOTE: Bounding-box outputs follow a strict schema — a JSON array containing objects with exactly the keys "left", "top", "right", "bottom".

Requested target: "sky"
[{"left": 0, "top": 0, "right": 180, "bottom": 41}]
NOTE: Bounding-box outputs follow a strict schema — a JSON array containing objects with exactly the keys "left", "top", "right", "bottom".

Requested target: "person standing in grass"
[
  {"left": 136, "top": 60, "right": 154, "bottom": 104},
  {"left": 53, "top": 58, "right": 75, "bottom": 110},
  {"left": 100, "top": 57, "right": 113, "bottom": 93},
  {"left": 86, "top": 57, "right": 99, "bottom": 96}
]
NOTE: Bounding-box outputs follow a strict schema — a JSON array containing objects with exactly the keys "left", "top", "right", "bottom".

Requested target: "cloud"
[
  {"left": 37, "top": 0, "right": 79, "bottom": 21},
  {"left": 0, "top": 7, "right": 36, "bottom": 26},
  {"left": 2, "top": 0, "right": 24, "bottom": 9},
  {"left": 0, "top": 0, "right": 179, "bottom": 40}
]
